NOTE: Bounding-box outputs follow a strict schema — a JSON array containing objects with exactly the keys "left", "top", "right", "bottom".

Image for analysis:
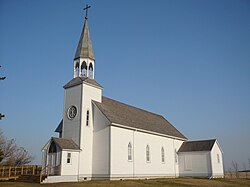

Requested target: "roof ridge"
[
  {"left": 184, "top": 139, "right": 216, "bottom": 143},
  {"left": 79, "top": 76, "right": 86, "bottom": 81},
  {"left": 51, "top": 136, "right": 72, "bottom": 141}
]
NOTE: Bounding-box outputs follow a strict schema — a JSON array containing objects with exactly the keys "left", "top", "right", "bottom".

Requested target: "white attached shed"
[{"left": 178, "top": 139, "right": 224, "bottom": 178}]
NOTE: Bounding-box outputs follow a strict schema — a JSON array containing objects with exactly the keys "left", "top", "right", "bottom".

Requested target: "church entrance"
[
  {"left": 47, "top": 141, "right": 61, "bottom": 175},
  {"left": 48, "top": 153, "right": 56, "bottom": 175}
]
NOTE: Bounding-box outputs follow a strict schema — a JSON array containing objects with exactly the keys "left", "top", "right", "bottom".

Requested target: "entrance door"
[
  {"left": 48, "top": 153, "right": 57, "bottom": 175},
  {"left": 51, "top": 153, "right": 56, "bottom": 175}
]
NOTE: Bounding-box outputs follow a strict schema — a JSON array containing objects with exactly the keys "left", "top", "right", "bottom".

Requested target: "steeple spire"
[
  {"left": 74, "top": 15, "right": 94, "bottom": 60},
  {"left": 74, "top": 5, "right": 95, "bottom": 79}
]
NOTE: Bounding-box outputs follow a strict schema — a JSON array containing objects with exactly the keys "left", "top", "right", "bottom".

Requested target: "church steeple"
[
  {"left": 74, "top": 4, "right": 95, "bottom": 79},
  {"left": 74, "top": 17, "right": 94, "bottom": 60}
]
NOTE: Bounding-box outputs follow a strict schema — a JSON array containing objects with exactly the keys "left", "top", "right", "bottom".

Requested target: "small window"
[
  {"left": 128, "top": 142, "right": 132, "bottom": 161},
  {"left": 67, "top": 153, "right": 71, "bottom": 164},
  {"left": 161, "top": 147, "right": 165, "bottom": 163},
  {"left": 75, "top": 62, "right": 79, "bottom": 76},
  {"left": 89, "top": 63, "right": 94, "bottom": 79},
  {"left": 86, "top": 110, "right": 89, "bottom": 126},
  {"left": 81, "top": 61, "right": 87, "bottom": 76},
  {"left": 217, "top": 154, "right": 220, "bottom": 163},
  {"left": 146, "top": 145, "right": 150, "bottom": 162}
]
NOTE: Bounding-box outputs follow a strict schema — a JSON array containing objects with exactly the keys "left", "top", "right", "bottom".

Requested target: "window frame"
[
  {"left": 86, "top": 110, "right": 89, "bottom": 126},
  {"left": 217, "top": 153, "right": 220, "bottom": 163},
  {"left": 128, "top": 142, "right": 132, "bottom": 161},
  {"left": 174, "top": 148, "right": 178, "bottom": 163},
  {"left": 146, "top": 145, "right": 150, "bottom": 163},
  {"left": 67, "top": 152, "right": 72, "bottom": 164},
  {"left": 161, "top": 147, "right": 165, "bottom": 163}
]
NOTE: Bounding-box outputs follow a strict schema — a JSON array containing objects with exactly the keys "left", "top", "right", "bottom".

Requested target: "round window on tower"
[{"left": 67, "top": 105, "right": 77, "bottom": 120}]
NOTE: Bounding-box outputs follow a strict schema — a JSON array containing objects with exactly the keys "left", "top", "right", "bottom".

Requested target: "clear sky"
[{"left": 0, "top": 0, "right": 249, "bottom": 170}]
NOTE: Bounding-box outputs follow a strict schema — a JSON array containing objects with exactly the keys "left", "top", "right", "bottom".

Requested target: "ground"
[{"left": 0, "top": 178, "right": 250, "bottom": 187}]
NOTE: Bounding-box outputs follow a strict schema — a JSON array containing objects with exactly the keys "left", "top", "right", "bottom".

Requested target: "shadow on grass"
[{"left": 0, "top": 178, "right": 250, "bottom": 187}]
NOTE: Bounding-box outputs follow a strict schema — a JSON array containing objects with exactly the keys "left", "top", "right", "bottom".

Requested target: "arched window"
[
  {"left": 146, "top": 145, "right": 150, "bottom": 162},
  {"left": 49, "top": 141, "right": 57, "bottom": 153},
  {"left": 175, "top": 148, "right": 178, "bottom": 163},
  {"left": 75, "top": 62, "right": 79, "bottom": 77},
  {"left": 89, "top": 63, "right": 93, "bottom": 79},
  {"left": 128, "top": 142, "right": 132, "bottom": 161},
  {"left": 217, "top": 154, "right": 220, "bottom": 163},
  {"left": 81, "top": 61, "right": 87, "bottom": 76},
  {"left": 161, "top": 147, "right": 165, "bottom": 163},
  {"left": 86, "top": 110, "right": 89, "bottom": 126}
]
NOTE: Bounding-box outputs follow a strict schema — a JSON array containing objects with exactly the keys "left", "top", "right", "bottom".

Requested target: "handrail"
[
  {"left": 39, "top": 164, "right": 61, "bottom": 183},
  {"left": 40, "top": 165, "right": 48, "bottom": 183},
  {"left": 0, "top": 165, "right": 41, "bottom": 178}
]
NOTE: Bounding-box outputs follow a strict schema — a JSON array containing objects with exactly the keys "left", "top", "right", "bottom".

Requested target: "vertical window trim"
[
  {"left": 146, "top": 145, "right": 150, "bottom": 162},
  {"left": 128, "top": 142, "right": 132, "bottom": 161}
]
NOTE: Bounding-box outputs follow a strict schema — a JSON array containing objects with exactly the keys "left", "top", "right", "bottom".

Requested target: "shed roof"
[
  {"left": 178, "top": 139, "right": 216, "bottom": 152},
  {"left": 93, "top": 96, "right": 187, "bottom": 140}
]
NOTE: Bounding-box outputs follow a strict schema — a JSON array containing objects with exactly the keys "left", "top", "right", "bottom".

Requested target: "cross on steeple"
[
  {"left": 0, "top": 113, "right": 5, "bottom": 120},
  {"left": 84, "top": 4, "right": 91, "bottom": 19}
]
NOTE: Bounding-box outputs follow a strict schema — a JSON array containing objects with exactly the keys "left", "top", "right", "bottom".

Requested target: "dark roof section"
[
  {"left": 64, "top": 77, "right": 102, "bottom": 89},
  {"left": 93, "top": 96, "right": 187, "bottom": 140},
  {"left": 51, "top": 137, "right": 80, "bottom": 150},
  {"left": 178, "top": 139, "right": 216, "bottom": 152},
  {"left": 55, "top": 119, "right": 63, "bottom": 133},
  {"left": 74, "top": 17, "right": 94, "bottom": 60}
]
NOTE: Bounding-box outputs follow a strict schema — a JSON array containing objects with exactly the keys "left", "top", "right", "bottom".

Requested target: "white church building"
[{"left": 41, "top": 9, "right": 224, "bottom": 183}]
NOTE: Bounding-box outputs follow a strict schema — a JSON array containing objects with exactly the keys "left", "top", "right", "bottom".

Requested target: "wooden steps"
[
  {"left": 0, "top": 176, "right": 19, "bottom": 181},
  {"left": 16, "top": 175, "right": 41, "bottom": 183}
]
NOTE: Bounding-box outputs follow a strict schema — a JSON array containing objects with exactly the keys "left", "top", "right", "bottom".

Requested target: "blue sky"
[{"left": 0, "top": 0, "right": 250, "bottom": 170}]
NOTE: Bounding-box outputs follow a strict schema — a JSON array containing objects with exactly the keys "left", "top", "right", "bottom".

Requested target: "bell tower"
[
  {"left": 61, "top": 5, "right": 102, "bottom": 178},
  {"left": 63, "top": 4, "right": 102, "bottom": 144},
  {"left": 74, "top": 5, "right": 95, "bottom": 79}
]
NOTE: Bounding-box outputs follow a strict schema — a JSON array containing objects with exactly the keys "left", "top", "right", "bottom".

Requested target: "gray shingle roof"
[
  {"left": 74, "top": 17, "right": 94, "bottom": 60},
  {"left": 52, "top": 137, "right": 80, "bottom": 150},
  {"left": 93, "top": 96, "right": 187, "bottom": 140},
  {"left": 178, "top": 139, "right": 216, "bottom": 152},
  {"left": 64, "top": 77, "right": 102, "bottom": 89}
]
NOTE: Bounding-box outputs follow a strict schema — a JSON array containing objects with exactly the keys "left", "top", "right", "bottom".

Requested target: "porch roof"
[{"left": 52, "top": 137, "right": 80, "bottom": 150}]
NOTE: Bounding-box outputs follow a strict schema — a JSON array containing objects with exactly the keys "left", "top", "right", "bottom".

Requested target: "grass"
[{"left": 0, "top": 178, "right": 250, "bottom": 187}]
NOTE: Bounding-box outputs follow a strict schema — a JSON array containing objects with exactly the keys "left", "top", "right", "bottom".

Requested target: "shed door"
[{"left": 184, "top": 155, "right": 192, "bottom": 171}]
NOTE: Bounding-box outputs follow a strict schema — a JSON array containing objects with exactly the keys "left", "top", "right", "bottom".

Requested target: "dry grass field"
[
  {"left": 0, "top": 178, "right": 250, "bottom": 187},
  {"left": 225, "top": 171, "right": 250, "bottom": 179}
]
